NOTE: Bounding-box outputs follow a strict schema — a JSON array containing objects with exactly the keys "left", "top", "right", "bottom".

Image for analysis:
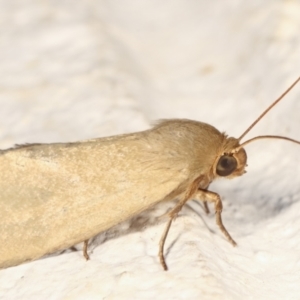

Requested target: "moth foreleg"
[{"left": 194, "top": 189, "right": 237, "bottom": 246}]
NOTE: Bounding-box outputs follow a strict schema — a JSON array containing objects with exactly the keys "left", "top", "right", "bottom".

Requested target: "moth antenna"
[
  {"left": 238, "top": 76, "right": 300, "bottom": 141},
  {"left": 236, "top": 135, "right": 300, "bottom": 152}
]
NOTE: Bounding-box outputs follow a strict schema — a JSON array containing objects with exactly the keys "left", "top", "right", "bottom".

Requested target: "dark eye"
[{"left": 216, "top": 155, "right": 237, "bottom": 176}]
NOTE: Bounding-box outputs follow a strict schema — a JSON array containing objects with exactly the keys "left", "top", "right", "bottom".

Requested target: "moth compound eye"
[{"left": 216, "top": 155, "right": 237, "bottom": 176}]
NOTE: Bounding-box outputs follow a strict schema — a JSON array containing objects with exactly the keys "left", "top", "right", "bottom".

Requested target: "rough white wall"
[{"left": 0, "top": 1, "right": 300, "bottom": 299}]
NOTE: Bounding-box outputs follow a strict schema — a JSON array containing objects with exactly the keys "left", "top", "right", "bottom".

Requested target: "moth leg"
[
  {"left": 159, "top": 194, "right": 193, "bottom": 270},
  {"left": 159, "top": 198, "right": 195, "bottom": 270},
  {"left": 194, "top": 189, "right": 237, "bottom": 246},
  {"left": 83, "top": 239, "right": 90, "bottom": 260},
  {"left": 158, "top": 218, "right": 173, "bottom": 271},
  {"left": 159, "top": 176, "right": 206, "bottom": 270},
  {"left": 203, "top": 201, "right": 210, "bottom": 214}
]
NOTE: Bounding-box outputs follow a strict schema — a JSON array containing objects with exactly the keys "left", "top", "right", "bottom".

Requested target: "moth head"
[{"left": 214, "top": 137, "right": 247, "bottom": 179}]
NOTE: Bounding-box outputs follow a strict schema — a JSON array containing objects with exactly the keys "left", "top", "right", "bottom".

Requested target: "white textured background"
[{"left": 1, "top": 1, "right": 300, "bottom": 299}]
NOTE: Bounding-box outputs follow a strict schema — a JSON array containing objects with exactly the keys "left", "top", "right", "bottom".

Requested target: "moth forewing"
[{"left": 0, "top": 120, "right": 224, "bottom": 269}]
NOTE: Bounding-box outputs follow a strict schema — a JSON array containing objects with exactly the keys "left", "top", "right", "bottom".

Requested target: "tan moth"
[{"left": 0, "top": 77, "right": 300, "bottom": 270}]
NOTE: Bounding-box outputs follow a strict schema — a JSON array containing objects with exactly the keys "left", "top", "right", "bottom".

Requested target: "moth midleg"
[
  {"left": 194, "top": 190, "right": 237, "bottom": 246},
  {"left": 83, "top": 239, "right": 90, "bottom": 260}
]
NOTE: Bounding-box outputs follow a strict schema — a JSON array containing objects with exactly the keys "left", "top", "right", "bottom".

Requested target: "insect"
[{"left": 0, "top": 78, "right": 299, "bottom": 270}]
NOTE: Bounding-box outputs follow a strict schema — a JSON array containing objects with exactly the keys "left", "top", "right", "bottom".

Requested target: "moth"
[{"left": 0, "top": 77, "right": 299, "bottom": 270}]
